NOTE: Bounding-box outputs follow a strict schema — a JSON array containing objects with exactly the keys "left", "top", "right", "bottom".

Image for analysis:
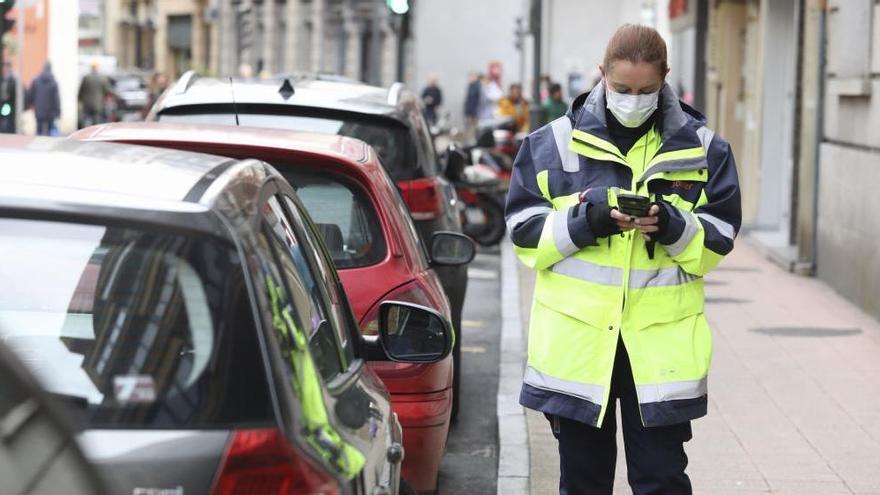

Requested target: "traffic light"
[
  {"left": 0, "top": 0, "right": 16, "bottom": 81},
  {"left": 386, "top": 0, "right": 409, "bottom": 15}
]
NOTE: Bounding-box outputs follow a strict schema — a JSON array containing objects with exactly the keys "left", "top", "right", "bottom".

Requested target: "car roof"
[
  {"left": 0, "top": 135, "right": 264, "bottom": 236},
  {"left": 154, "top": 74, "right": 410, "bottom": 119},
  {"left": 71, "top": 121, "right": 374, "bottom": 168}
]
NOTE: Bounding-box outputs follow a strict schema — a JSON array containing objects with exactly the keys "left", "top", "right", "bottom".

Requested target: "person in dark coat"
[
  {"left": 78, "top": 63, "right": 113, "bottom": 128},
  {"left": 421, "top": 75, "right": 443, "bottom": 126},
  {"left": 464, "top": 72, "right": 482, "bottom": 141},
  {"left": 28, "top": 62, "right": 60, "bottom": 136}
]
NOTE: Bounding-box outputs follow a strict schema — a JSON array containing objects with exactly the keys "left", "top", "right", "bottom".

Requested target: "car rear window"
[
  {"left": 157, "top": 109, "right": 418, "bottom": 179},
  {"left": 0, "top": 218, "right": 273, "bottom": 429},
  {"left": 281, "top": 170, "right": 387, "bottom": 269}
]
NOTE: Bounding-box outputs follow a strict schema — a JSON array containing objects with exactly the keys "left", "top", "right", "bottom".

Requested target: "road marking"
[
  {"left": 468, "top": 268, "right": 499, "bottom": 280},
  {"left": 462, "top": 319, "right": 484, "bottom": 328},
  {"left": 461, "top": 345, "right": 486, "bottom": 353},
  {"left": 469, "top": 446, "right": 496, "bottom": 458}
]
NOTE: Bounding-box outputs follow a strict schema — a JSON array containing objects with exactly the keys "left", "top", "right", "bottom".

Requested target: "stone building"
[
  {"left": 102, "top": 0, "right": 410, "bottom": 85},
  {"left": 703, "top": 0, "right": 880, "bottom": 320}
]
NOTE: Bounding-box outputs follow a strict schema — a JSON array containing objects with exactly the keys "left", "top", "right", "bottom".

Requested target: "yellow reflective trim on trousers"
[{"left": 536, "top": 169, "right": 551, "bottom": 201}]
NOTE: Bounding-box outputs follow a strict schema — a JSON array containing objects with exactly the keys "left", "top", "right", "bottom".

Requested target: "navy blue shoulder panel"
[{"left": 528, "top": 122, "right": 565, "bottom": 172}]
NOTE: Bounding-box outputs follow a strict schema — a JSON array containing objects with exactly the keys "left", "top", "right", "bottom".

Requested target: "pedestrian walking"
[
  {"left": 541, "top": 82, "right": 567, "bottom": 125},
  {"left": 479, "top": 61, "right": 504, "bottom": 120},
  {"left": 142, "top": 72, "right": 169, "bottom": 118},
  {"left": 497, "top": 83, "right": 529, "bottom": 133},
  {"left": 464, "top": 72, "right": 482, "bottom": 141},
  {"left": 0, "top": 61, "right": 17, "bottom": 134},
  {"left": 27, "top": 62, "right": 60, "bottom": 136},
  {"left": 505, "top": 24, "right": 742, "bottom": 494},
  {"left": 78, "top": 62, "right": 113, "bottom": 128},
  {"left": 421, "top": 75, "right": 443, "bottom": 126}
]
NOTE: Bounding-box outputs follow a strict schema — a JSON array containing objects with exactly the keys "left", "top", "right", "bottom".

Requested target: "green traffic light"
[
  {"left": 0, "top": 103, "right": 11, "bottom": 117},
  {"left": 386, "top": 0, "right": 409, "bottom": 15}
]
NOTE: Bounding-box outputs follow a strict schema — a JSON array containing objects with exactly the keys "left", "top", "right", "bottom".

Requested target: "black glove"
[
  {"left": 647, "top": 202, "right": 671, "bottom": 242},
  {"left": 586, "top": 203, "right": 622, "bottom": 238}
]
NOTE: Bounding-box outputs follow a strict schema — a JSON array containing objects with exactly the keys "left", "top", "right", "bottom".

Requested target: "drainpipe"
[{"left": 810, "top": 0, "right": 827, "bottom": 274}]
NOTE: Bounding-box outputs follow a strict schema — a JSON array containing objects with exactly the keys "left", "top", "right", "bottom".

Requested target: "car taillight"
[
  {"left": 360, "top": 280, "right": 437, "bottom": 336},
  {"left": 211, "top": 428, "right": 339, "bottom": 495},
  {"left": 398, "top": 178, "right": 444, "bottom": 221}
]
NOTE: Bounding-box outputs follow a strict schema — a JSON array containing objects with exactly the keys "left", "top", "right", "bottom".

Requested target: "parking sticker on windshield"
[{"left": 114, "top": 375, "right": 157, "bottom": 403}]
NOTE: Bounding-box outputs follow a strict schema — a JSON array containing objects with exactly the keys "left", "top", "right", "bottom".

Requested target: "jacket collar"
[{"left": 568, "top": 81, "right": 706, "bottom": 154}]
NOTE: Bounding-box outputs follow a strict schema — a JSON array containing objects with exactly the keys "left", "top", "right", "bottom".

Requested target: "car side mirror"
[
  {"left": 430, "top": 231, "right": 475, "bottom": 266},
  {"left": 376, "top": 301, "right": 453, "bottom": 363}
]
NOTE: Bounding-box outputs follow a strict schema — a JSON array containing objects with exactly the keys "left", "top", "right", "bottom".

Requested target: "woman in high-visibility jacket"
[{"left": 504, "top": 24, "right": 741, "bottom": 494}]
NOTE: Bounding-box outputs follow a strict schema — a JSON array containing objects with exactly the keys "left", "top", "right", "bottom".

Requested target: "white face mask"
[{"left": 605, "top": 85, "right": 659, "bottom": 128}]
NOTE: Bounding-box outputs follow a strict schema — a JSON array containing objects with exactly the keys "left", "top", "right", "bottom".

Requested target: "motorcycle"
[{"left": 443, "top": 144, "right": 507, "bottom": 247}]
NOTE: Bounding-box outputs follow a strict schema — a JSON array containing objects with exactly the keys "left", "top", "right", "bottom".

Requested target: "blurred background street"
[
  {"left": 2, "top": 0, "right": 880, "bottom": 494},
  {"left": 3, "top": 0, "right": 879, "bottom": 324}
]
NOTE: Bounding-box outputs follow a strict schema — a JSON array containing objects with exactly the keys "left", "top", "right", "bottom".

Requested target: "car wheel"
[
  {"left": 399, "top": 478, "right": 418, "bottom": 495},
  {"left": 464, "top": 196, "right": 505, "bottom": 247}
]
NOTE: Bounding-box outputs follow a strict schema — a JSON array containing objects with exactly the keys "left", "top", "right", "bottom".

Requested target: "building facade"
[
  {"left": 6, "top": 0, "right": 79, "bottom": 133},
  {"left": 411, "top": 0, "right": 666, "bottom": 128},
  {"left": 703, "top": 0, "right": 880, "bottom": 320},
  {"left": 815, "top": 0, "right": 880, "bottom": 318},
  {"left": 101, "top": 0, "right": 409, "bottom": 85}
]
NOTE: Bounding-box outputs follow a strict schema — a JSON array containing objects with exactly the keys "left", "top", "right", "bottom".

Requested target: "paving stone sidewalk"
[{"left": 513, "top": 242, "right": 880, "bottom": 494}]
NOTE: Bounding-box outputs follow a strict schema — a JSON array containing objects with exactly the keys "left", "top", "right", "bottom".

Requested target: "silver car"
[{"left": 0, "top": 137, "right": 454, "bottom": 494}]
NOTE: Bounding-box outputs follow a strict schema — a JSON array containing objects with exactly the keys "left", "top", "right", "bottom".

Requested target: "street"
[
  {"left": 517, "top": 241, "right": 880, "bottom": 494},
  {"left": 2, "top": 0, "right": 880, "bottom": 494},
  {"left": 439, "top": 249, "right": 501, "bottom": 494}
]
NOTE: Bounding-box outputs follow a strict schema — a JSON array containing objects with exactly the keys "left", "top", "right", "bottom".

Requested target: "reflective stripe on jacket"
[{"left": 505, "top": 82, "right": 742, "bottom": 428}]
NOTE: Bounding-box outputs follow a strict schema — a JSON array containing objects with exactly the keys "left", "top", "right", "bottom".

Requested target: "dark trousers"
[
  {"left": 547, "top": 338, "right": 693, "bottom": 495},
  {"left": 36, "top": 118, "right": 55, "bottom": 136}
]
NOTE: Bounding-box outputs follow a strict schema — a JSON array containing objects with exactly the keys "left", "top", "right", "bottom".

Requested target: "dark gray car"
[
  {"left": 0, "top": 339, "right": 108, "bottom": 495},
  {"left": 145, "top": 74, "right": 470, "bottom": 418},
  {"left": 0, "top": 136, "right": 457, "bottom": 494}
]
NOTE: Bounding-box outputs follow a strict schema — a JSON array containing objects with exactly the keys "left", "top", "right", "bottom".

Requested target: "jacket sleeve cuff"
[
  {"left": 654, "top": 202, "right": 687, "bottom": 246},
  {"left": 657, "top": 203, "right": 701, "bottom": 257},
  {"left": 566, "top": 203, "right": 597, "bottom": 248}
]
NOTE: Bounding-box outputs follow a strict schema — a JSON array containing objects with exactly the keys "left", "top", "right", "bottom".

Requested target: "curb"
[{"left": 496, "top": 238, "right": 530, "bottom": 494}]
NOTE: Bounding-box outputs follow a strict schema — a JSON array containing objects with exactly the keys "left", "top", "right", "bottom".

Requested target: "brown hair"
[{"left": 603, "top": 24, "right": 669, "bottom": 75}]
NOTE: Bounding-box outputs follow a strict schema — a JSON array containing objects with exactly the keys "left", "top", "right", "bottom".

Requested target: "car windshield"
[
  {"left": 158, "top": 110, "right": 417, "bottom": 178},
  {"left": 282, "top": 170, "right": 387, "bottom": 269},
  {"left": 0, "top": 218, "right": 273, "bottom": 429}
]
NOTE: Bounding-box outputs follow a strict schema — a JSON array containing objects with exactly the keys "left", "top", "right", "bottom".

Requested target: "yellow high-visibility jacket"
[{"left": 505, "top": 82, "right": 742, "bottom": 427}]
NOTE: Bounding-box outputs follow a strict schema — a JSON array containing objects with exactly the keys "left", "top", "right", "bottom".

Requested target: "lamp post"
[{"left": 528, "top": 0, "right": 543, "bottom": 132}]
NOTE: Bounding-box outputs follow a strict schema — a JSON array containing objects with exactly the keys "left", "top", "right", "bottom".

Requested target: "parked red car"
[{"left": 71, "top": 123, "right": 475, "bottom": 494}]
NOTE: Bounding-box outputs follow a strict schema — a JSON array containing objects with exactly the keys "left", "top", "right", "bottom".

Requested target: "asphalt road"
[{"left": 437, "top": 249, "right": 501, "bottom": 494}]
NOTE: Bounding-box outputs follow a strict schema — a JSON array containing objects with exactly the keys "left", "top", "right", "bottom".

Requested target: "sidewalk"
[{"left": 509, "top": 242, "right": 880, "bottom": 494}]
